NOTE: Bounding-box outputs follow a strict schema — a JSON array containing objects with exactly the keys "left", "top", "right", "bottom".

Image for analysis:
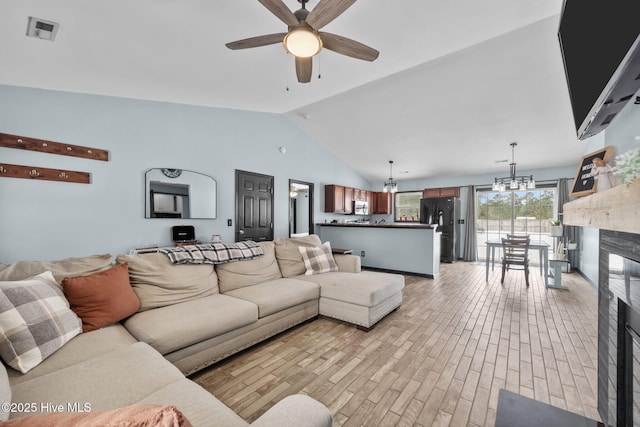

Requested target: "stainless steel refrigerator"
[{"left": 420, "top": 197, "right": 460, "bottom": 263}]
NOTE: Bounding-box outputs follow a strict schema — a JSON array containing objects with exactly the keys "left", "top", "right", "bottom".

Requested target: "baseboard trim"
[
  {"left": 572, "top": 267, "right": 598, "bottom": 289},
  {"left": 362, "top": 266, "right": 434, "bottom": 279}
]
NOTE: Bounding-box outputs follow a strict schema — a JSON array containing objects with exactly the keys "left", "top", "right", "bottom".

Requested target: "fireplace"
[{"left": 598, "top": 230, "right": 640, "bottom": 426}]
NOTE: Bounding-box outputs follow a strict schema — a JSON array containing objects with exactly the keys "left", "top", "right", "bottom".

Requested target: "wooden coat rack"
[
  {"left": 0, "top": 133, "right": 109, "bottom": 161},
  {"left": 0, "top": 163, "right": 91, "bottom": 184},
  {"left": 0, "top": 132, "right": 108, "bottom": 184}
]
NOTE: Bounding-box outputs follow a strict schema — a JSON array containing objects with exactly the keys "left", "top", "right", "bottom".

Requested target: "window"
[
  {"left": 394, "top": 191, "right": 422, "bottom": 222},
  {"left": 475, "top": 186, "right": 558, "bottom": 264}
]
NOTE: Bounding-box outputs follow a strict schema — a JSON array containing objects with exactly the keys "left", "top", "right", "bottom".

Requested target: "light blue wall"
[
  {"left": 0, "top": 85, "right": 370, "bottom": 263},
  {"left": 578, "top": 227, "right": 600, "bottom": 286},
  {"left": 605, "top": 99, "right": 640, "bottom": 155}
]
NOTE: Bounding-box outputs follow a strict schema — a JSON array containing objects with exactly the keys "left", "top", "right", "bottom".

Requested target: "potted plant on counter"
[{"left": 550, "top": 220, "right": 563, "bottom": 237}]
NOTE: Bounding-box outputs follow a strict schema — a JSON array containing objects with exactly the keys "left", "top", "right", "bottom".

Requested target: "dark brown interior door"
[{"left": 235, "top": 170, "right": 274, "bottom": 242}]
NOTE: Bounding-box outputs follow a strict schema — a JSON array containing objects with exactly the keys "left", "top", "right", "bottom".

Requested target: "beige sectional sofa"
[{"left": 0, "top": 235, "right": 404, "bottom": 425}]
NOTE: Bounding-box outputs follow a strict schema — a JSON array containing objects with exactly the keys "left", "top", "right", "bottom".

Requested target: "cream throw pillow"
[
  {"left": 216, "top": 242, "right": 282, "bottom": 293},
  {"left": 274, "top": 234, "right": 323, "bottom": 277},
  {"left": 0, "top": 254, "right": 113, "bottom": 284},
  {"left": 116, "top": 253, "right": 218, "bottom": 311}
]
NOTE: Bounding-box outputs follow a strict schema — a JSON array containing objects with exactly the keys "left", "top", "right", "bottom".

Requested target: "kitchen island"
[{"left": 317, "top": 223, "right": 441, "bottom": 277}]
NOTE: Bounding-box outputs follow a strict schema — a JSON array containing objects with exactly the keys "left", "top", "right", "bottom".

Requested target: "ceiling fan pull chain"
[
  {"left": 285, "top": 57, "right": 291, "bottom": 91},
  {"left": 317, "top": 55, "right": 321, "bottom": 79}
]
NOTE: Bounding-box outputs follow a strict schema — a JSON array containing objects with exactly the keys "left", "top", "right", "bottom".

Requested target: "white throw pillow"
[
  {"left": 0, "top": 271, "right": 82, "bottom": 373},
  {"left": 298, "top": 242, "right": 339, "bottom": 275}
]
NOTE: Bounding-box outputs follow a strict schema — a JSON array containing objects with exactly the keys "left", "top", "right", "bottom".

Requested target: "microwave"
[{"left": 353, "top": 200, "right": 369, "bottom": 215}]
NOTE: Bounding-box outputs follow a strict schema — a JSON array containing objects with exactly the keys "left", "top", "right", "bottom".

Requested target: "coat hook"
[
  {"left": 29, "top": 169, "right": 40, "bottom": 177},
  {"left": 66, "top": 147, "right": 72, "bottom": 151},
  {"left": 42, "top": 143, "right": 48, "bottom": 147},
  {"left": 59, "top": 172, "right": 69, "bottom": 179},
  {"left": 17, "top": 139, "right": 23, "bottom": 143},
  {"left": 87, "top": 150, "right": 92, "bottom": 154},
  {"left": 0, "top": 166, "right": 5, "bottom": 173}
]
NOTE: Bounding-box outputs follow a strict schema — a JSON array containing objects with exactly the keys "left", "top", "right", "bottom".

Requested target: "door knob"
[{"left": 238, "top": 229, "right": 245, "bottom": 235}]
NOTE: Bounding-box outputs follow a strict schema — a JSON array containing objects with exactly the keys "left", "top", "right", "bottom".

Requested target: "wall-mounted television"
[{"left": 558, "top": 0, "right": 640, "bottom": 140}]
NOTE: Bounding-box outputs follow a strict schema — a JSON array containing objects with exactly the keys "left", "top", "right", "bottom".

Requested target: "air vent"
[{"left": 26, "top": 17, "right": 59, "bottom": 41}]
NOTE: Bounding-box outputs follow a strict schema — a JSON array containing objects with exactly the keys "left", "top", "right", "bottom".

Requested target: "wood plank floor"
[{"left": 192, "top": 262, "right": 600, "bottom": 426}]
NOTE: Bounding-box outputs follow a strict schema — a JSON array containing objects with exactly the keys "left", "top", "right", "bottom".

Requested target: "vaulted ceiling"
[{"left": 0, "top": 0, "right": 585, "bottom": 183}]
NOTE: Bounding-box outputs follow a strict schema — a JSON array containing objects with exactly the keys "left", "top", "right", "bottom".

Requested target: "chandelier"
[
  {"left": 383, "top": 160, "right": 398, "bottom": 193},
  {"left": 492, "top": 142, "right": 536, "bottom": 192}
]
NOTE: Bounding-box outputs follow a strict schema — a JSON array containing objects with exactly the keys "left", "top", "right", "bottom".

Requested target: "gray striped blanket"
[{"left": 160, "top": 241, "right": 263, "bottom": 265}]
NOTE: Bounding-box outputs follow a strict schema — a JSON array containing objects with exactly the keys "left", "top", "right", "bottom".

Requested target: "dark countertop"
[{"left": 317, "top": 222, "right": 437, "bottom": 229}]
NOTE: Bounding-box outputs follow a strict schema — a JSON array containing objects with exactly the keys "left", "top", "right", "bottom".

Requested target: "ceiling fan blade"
[
  {"left": 295, "top": 56, "right": 312, "bottom": 83},
  {"left": 226, "top": 33, "right": 287, "bottom": 50},
  {"left": 306, "top": 0, "right": 357, "bottom": 30},
  {"left": 257, "top": 0, "right": 299, "bottom": 26},
  {"left": 319, "top": 32, "right": 379, "bottom": 61}
]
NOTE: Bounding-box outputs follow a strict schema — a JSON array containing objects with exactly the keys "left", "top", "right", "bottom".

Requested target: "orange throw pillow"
[{"left": 62, "top": 262, "right": 140, "bottom": 332}]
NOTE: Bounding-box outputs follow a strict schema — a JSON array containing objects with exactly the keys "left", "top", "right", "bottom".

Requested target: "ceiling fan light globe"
[{"left": 283, "top": 28, "right": 322, "bottom": 58}]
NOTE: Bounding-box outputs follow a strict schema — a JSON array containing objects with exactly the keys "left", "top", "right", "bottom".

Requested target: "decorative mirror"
[
  {"left": 145, "top": 168, "right": 217, "bottom": 219},
  {"left": 289, "top": 179, "right": 314, "bottom": 237}
]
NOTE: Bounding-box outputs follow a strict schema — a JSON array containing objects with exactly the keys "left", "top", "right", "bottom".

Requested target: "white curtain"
[{"left": 463, "top": 186, "right": 477, "bottom": 261}]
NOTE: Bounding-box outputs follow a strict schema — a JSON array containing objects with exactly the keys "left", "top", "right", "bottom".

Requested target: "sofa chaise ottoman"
[{"left": 273, "top": 235, "right": 405, "bottom": 329}]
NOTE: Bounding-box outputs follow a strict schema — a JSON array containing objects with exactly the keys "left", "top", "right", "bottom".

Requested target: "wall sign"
[{"left": 570, "top": 146, "right": 614, "bottom": 197}]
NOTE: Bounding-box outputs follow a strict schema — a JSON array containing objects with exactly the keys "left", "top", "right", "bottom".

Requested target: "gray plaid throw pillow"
[
  {"left": 0, "top": 271, "right": 82, "bottom": 373},
  {"left": 298, "top": 242, "right": 339, "bottom": 275}
]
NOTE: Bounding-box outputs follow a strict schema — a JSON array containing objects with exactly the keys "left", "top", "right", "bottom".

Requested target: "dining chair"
[{"left": 501, "top": 235, "right": 531, "bottom": 286}]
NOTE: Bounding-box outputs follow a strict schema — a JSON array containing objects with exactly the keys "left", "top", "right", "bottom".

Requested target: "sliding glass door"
[{"left": 476, "top": 186, "right": 557, "bottom": 264}]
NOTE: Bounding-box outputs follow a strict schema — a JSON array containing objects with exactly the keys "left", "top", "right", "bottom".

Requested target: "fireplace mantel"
[{"left": 563, "top": 178, "right": 640, "bottom": 234}]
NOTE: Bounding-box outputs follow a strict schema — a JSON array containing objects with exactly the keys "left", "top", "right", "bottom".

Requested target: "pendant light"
[
  {"left": 492, "top": 143, "right": 535, "bottom": 192},
  {"left": 383, "top": 160, "right": 398, "bottom": 193}
]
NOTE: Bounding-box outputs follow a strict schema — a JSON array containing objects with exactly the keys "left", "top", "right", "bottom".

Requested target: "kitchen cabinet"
[
  {"left": 372, "top": 192, "right": 392, "bottom": 214},
  {"left": 353, "top": 189, "right": 368, "bottom": 201},
  {"left": 325, "top": 185, "right": 344, "bottom": 213},
  {"left": 325, "top": 185, "right": 387, "bottom": 214},
  {"left": 324, "top": 185, "right": 353, "bottom": 213},
  {"left": 344, "top": 187, "right": 354, "bottom": 213},
  {"left": 422, "top": 186, "right": 460, "bottom": 198}
]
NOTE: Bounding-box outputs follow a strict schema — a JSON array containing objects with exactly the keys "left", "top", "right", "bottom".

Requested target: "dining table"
[{"left": 485, "top": 239, "right": 550, "bottom": 286}]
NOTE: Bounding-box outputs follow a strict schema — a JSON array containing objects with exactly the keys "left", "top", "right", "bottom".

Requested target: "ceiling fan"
[{"left": 225, "top": 0, "right": 379, "bottom": 83}]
